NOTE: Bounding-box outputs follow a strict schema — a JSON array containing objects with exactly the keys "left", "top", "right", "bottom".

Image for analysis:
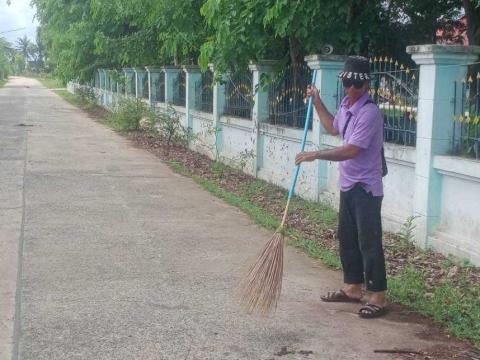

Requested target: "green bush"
[
  {"left": 108, "top": 98, "right": 154, "bottom": 131},
  {"left": 76, "top": 86, "right": 98, "bottom": 106},
  {"left": 156, "top": 106, "right": 196, "bottom": 149}
]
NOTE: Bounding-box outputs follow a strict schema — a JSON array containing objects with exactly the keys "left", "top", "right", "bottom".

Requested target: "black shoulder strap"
[{"left": 341, "top": 99, "right": 375, "bottom": 139}]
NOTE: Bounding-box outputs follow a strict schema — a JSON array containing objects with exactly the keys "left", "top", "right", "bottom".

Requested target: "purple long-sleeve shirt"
[{"left": 333, "top": 92, "right": 384, "bottom": 196}]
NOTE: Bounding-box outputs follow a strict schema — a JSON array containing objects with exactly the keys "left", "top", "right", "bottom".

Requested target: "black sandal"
[
  {"left": 321, "top": 289, "right": 362, "bottom": 303},
  {"left": 358, "top": 303, "right": 387, "bottom": 318}
]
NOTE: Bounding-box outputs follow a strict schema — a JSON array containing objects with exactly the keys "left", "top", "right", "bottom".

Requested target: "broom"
[{"left": 238, "top": 70, "right": 318, "bottom": 315}]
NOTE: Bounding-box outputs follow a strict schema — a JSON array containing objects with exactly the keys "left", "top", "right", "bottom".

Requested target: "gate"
[
  {"left": 452, "top": 69, "right": 480, "bottom": 159},
  {"left": 336, "top": 56, "right": 419, "bottom": 146}
]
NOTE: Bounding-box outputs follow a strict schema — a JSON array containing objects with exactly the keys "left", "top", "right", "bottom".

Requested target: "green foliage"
[
  {"left": 32, "top": 0, "right": 207, "bottom": 82},
  {"left": 36, "top": 75, "right": 63, "bottom": 89},
  {"left": 76, "top": 86, "right": 99, "bottom": 107},
  {"left": 395, "top": 215, "right": 419, "bottom": 249},
  {"left": 33, "top": 0, "right": 478, "bottom": 82},
  {"left": 389, "top": 266, "right": 480, "bottom": 347},
  {"left": 15, "top": 35, "right": 33, "bottom": 61},
  {"left": 156, "top": 106, "right": 196, "bottom": 149},
  {"left": 289, "top": 197, "right": 338, "bottom": 229},
  {"left": 199, "top": 0, "right": 467, "bottom": 73},
  {"left": 108, "top": 97, "right": 154, "bottom": 131},
  {"left": 292, "top": 237, "right": 342, "bottom": 269},
  {"left": 0, "top": 37, "right": 12, "bottom": 79},
  {"left": 196, "top": 123, "right": 222, "bottom": 160},
  {"left": 212, "top": 160, "right": 228, "bottom": 179},
  {"left": 54, "top": 89, "right": 90, "bottom": 109}
]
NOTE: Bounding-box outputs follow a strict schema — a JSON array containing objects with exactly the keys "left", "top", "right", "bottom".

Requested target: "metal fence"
[
  {"left": 118, "top": 75, "right": 125, "bottom": 94},
  {"left": 94, "top": 73, "right": 100, "bottom": 88},
  {"left": 336, "top": 56, "right": 419, "bottom": 146},
  {"left": 153, "top": 72, "right": 165, "bottom": 102},
  {"left": 224, "top": 72, "right": 253, "bottom": 119},
  {"left": 195, "top": 70, "right": 214, "bottom": 113},
  {"left": 127, "top": 72, "right": 135, "bottom": 96},
  {"left": 452, "top": 68, "right": 480, "bottom": 159},
  {"left": 172, "top": 71, "right": 186, "bottom": 106},
  {"left": 142, "top": 74, "right": 149, "bottom": 99},
  {"left": 268, "top": 62, "right": 312, "bottom": 129}
]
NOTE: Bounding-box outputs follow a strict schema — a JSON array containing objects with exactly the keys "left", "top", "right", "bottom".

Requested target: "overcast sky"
[{"left": 0, "top": 0, "right": 39, "bottom": 45}]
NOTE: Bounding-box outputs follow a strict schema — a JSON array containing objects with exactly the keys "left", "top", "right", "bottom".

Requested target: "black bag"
[{"left": 341, "top": 100, "right": 388, "bottom": 177}]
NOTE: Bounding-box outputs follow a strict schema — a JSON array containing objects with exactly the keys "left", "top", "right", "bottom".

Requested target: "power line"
[{"left": 0, "top": 27, "right": 26, "bottom": 35}]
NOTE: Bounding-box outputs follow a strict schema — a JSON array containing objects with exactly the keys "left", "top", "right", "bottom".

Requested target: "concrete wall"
[
  {"left": 190, "top": 110, "right": 216, "bottom": 158},
  {"left": 257, "top": 123, "right": 317, "bottom": 200},
  {"left": 431, "top": 156, "right": 480, "bottom": 264}
]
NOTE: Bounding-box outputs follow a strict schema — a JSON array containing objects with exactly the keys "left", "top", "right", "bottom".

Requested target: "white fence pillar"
[
  {"left": 134, "top": 67, "right": 147, "bottom": 99},
  {"left": 305, "top": 55, "right": 345, "bottom": 200},
  {"left": 99, "top": 69, "right": 107, "bottom": 106},
  {"left": 146, "top": 66, "right": 159, "bottom": 105},
  {"left": 407, "top": 44, "right": 480, "bottom": 247},
  {"left": 249, "top": 60, "right": 278, "bottom": 176},
  {"left": 184, "top": 65, "right": 202, "bottom": 131},
  {"left": 124, "top": 68, "right": 135, "bottom": 97},
  {"left": 210, "top": 64, "right": 226, "bottom": 161}
]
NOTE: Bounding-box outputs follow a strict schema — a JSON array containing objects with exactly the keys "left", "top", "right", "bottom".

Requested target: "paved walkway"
[{"left": 0, "top": 77, "right": 453, "bottom": 359}]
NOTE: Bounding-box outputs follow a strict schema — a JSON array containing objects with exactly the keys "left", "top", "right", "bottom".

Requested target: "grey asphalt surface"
[{"left": 0, "top": 77, "right": 451, "bottom": 360}]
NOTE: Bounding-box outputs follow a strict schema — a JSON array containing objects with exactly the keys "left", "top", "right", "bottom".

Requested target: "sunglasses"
[{"left": 342, "top": 78, "right": 365, "bottom": 89}]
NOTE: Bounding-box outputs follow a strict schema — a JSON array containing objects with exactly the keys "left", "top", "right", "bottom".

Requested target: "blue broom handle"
[{"left": 287, "top": 70, "right": 317, "bottom": 200}]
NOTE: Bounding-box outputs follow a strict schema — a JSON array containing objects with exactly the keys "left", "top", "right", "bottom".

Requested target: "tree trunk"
[
  {"left": 288, "top": 36, "right": 302, "bottom": 66},
  {"left": 463, "top": 0, "right": 480, "bottom": 45}
]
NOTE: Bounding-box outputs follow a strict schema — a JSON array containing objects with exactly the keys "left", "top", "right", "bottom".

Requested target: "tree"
[
  {"left": 15, "top": 35, "right": 33, "bottom": 61},
  {"left": 32, "top": 0, "right": 479, "bottom": 82},
  {"left": 35, "top": 26, "right": 46, "bottom": 69},
  {"left": 0, "top": 37, "right": 12, "bottom": 78},
  {"left": 463, "top": 0, "right": 480, "bottom": 45}
]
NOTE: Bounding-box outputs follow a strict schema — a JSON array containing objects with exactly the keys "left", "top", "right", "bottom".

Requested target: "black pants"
[{"left": 338, "top": 184, "right": 387, "bottom": 292}]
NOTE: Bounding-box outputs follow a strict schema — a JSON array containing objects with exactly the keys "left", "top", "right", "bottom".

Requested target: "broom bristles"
[{"left": 237, "top": 228, "right": 285, "bottom": 315}]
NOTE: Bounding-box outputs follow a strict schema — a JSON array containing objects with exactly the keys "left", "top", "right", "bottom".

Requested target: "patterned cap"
[{"left": 338, "top": 56, "right": 371, "bottom": 81}]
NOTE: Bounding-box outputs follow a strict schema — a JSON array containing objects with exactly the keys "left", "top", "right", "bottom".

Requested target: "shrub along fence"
[{"left": 69, "top": 44, "right": 480, "bottom": 266}]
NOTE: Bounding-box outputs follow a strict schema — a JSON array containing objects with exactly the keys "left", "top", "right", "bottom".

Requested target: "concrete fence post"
[
  {"left": 122, "top": 69, "right": 127, "bottom": 97},
  {"left": 107, "top": 70, "right": 114, "bottom": 108},
  {"left": 248, "top": 60, "right": 279, "bottom": 176},
  {"left": 210, "top": 64, "right": 226, "bottom": 161},
  {"left": 184, "top": 65, "right": 202, "bottom": 131},
  {"left": 134, "top": 67, "right": 146, "bottom": 99},
  {"left": 146, "top": 67, "right": 163, "bottom": 106},
  {"left": 305, "top": 55, "right": 345, "bottom": 200},
  {"left": 99, "top": 69, "right": 107, "bottom": 106},
  {"left": 407, "top": 44, "right": 480, "bottom": 247},
  {"left": 124, "top": 68, "right": 135, "bottom": 97}
]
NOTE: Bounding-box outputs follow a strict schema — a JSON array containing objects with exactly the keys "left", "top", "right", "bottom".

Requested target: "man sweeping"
[{"left": 295, "top": 56, "right": 387, "bottom": 318}]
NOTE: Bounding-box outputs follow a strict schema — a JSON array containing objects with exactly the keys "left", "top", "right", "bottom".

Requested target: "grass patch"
[
  {"left": 389, "top": 266, "right": 480, "bottom": 346},
  {"left": 291, "top": 237, "right": 342, "bottom": 269},
  {"left": 0, "top": 79, "right": 6, "bottom": 88},
  {"left": 168, "top": 160, "right": 280, "bottom": 231},
  {"left": 54, "top": 89, "right": 109, "bottom": 121},
  {"left": 55, "top": 89, "right": 86, "bottom": 107},
  {"left": 35, "top": 76, "right": 64, "bottom": 89},
  {"left": 290, "top": 197, "right": 337, "bottom": 228}
]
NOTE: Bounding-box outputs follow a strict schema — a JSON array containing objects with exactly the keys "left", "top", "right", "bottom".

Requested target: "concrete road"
[{"left": 0, "top": 77, "right": 451, "bottom": 360}]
